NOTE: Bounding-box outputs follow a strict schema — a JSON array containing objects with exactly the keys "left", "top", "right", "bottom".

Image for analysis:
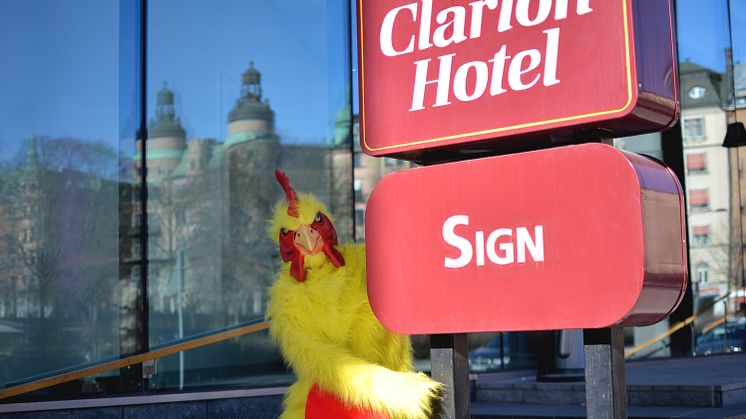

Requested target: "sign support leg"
[
  {"left": 430, "top": 333, "right": 470, "bottom": 419},
  {"left": 583, "top": 327, "right": 627, "bottom": 419}
]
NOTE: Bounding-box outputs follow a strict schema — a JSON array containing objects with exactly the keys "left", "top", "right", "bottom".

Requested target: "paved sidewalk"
[
  {"left": 472, "top": 401, "right": 746, "bottom": 418},
  {"left": 472, "top": 353, "right": 746, "bottom": 418}
]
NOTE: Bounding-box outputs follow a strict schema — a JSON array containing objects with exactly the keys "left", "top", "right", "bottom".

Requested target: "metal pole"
[
  {"left": 430, "top": 333, "right": 470, "bottom": 419},
  {"left": 584, "top": 327, "right": 627, "bottom": 419}
]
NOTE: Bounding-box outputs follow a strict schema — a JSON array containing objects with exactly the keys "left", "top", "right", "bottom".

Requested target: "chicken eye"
[
  {"left": 281, "top": 227, "right": 289, "bottom": 235},
  {"left": 314, "top": 212, "right": 322, "bottom": 222}
]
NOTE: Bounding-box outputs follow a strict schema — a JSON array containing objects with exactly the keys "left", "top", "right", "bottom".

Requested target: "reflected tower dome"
[
  {"left": 226, "top": 61, "right": 276, "bottom": 147},
  {"left": 134, "top": 82, "right": 187, "bottom": 183}
]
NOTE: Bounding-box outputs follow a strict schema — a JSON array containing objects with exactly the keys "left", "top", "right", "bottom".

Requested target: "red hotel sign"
[
  {"left": 365, "top": 144, "right": 687, "bottom": 333},
  {"left": 358, "top": 0, "right": 678, "bottom": 158}
]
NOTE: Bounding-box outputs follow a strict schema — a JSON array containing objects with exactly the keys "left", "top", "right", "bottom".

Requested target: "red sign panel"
[
  {"left": 365, "top": 144, "right": 687, "bottom": 334},
  {"left": 357, "top": 0, "right": 678, "bottom": 158}
]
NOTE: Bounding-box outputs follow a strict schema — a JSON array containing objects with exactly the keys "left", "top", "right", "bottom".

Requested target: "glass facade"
[
  {"left": 0, "top": 0, "right": 744, "bottom": 405},
  {"left": 0, "top": 0, "right": 353, "bottom": 399},
  {"left": 676, "top": 0, "right": 746, "bottom": 359},
  {"left": 0, "top": 0, "right": 139, "bottom": 397}
]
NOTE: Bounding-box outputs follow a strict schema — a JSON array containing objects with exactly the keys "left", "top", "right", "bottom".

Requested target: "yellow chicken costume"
[{"left": 266, "top": 170, "right": 443, "bottom": 419}]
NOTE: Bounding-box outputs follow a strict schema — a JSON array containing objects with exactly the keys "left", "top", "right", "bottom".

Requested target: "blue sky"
[
  {"left": 0, "top": 0, "right": 349, "bottom": 161},
  {"left": 676, "top": 0, "right": 741, "bottom": 72},
  {"left": 0, "top": 0, "right": 120, "bottom": 158}
]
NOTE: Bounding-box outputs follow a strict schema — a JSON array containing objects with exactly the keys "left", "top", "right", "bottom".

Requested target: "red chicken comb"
[{"left": 275, "top": 169, "right": 299, "bottom": 217}]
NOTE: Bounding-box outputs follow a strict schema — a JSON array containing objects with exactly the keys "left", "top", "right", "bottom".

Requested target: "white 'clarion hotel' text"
[{"left": 376, "top": 0, "right": 595, "bottom": 111}]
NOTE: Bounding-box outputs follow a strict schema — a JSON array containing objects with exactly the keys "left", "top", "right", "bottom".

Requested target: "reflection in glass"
[
  {"left": 0, "top": 0, "right": 137, "bottom": 395},
  {"left": 676, "top": 0, "right": 746, "bottom": 357},
  {"left": 143, "top": 0, "right": 352, "bottom": 389}
]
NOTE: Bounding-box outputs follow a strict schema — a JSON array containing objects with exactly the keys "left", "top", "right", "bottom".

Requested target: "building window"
[
  {"left": 355, "top": 208, "right": 365, "bottom": 227},
  {"left": 688, "top": 86, "right": 706, "bottom": 99},
  {"left": 686, "top": 153, "right": 707, "bottom": 174},
  {"left": 683, "top": 117, "right": 705, "bottom": 140},
  {"left": 689, "top": 188, "right": 709, "bottom": 210},
  {"left": 695, "top": 263, "right": 709, "bottom": 283},
  {"left": 692, "top": 225, "right": 710, "bottom": 246}
]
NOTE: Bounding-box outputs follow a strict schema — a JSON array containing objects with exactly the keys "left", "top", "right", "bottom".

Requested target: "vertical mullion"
[
  {"left": 664, "top": 1, "right": 693, "bottom": 355},
  {"left": 347, "top": 0, "right": 356, "bottom": 243},
  {"left": 138, "top": 0, "right": 150, "bottom": 391}
]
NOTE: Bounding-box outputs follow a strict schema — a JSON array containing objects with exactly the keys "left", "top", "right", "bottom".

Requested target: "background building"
[{"left": 678, "top": 60, "right": 732, "bottom": 326}]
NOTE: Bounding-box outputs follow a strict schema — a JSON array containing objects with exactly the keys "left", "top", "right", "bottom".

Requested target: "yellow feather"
[{"left": 266, "top": 195, "right": 442, "bottom": 418}]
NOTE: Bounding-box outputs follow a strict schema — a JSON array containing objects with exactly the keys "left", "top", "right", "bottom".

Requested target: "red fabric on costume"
[
  {"left": 305, "top": 384, "right": 389, "bottom": 419},
  {"left": 312, "top": 212, "right": 345, "bottom": 268}
]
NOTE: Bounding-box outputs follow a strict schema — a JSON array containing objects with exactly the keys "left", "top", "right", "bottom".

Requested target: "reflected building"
[
  {"left": 328, "top": 106, "right": 354, "bottom": 244},
  {"left": 679, "top": 59, "right": 733, "bottom": 326},
  {"left": 130, "top": 61, "right": 347, "bottom": 354},
  {"left": 0, "top": 140, "right": 47, "bottom": 320},
  {"left": 0, "top": 135, "right": 127, "bottom": 383},
  {"left": 351, "top": 116, "right": 416, "bottom": 242}
]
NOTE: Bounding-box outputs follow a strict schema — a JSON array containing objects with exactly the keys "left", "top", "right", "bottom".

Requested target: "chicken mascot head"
[{"left": 267, "top": 170, "right": 443, "bottom": 419}]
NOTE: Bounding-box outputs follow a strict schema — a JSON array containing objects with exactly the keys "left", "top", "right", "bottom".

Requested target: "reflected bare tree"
[{"left": 0, "top": 135, "right": 122, "bottom": 385}]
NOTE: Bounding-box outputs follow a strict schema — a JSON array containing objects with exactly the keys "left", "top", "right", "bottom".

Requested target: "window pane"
[
  {"left": 686, "top": 153, "right": 707, "bottom": 173},
  {"left": 0, "top": 0, "right": 140, "bottom": 396},
  {"left": 145, "top": 0, "right": 352, "bottom": 390},
  {"left": 690, "top": 189, "right": 710, "bottom": 208},
  {"left": 678, "top": 0, "right": 743, "bottom": 357},
  {"left": 683, "top": 117, "right": 706, "bottom": 140}
]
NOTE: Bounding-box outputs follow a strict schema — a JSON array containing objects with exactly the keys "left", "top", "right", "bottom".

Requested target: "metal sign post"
[
  {"left": 584, "top": 328, "right": 627, "bottom": 419},
  {"left": 430, "top": 334, "right": 470, "bottom": 419}
]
